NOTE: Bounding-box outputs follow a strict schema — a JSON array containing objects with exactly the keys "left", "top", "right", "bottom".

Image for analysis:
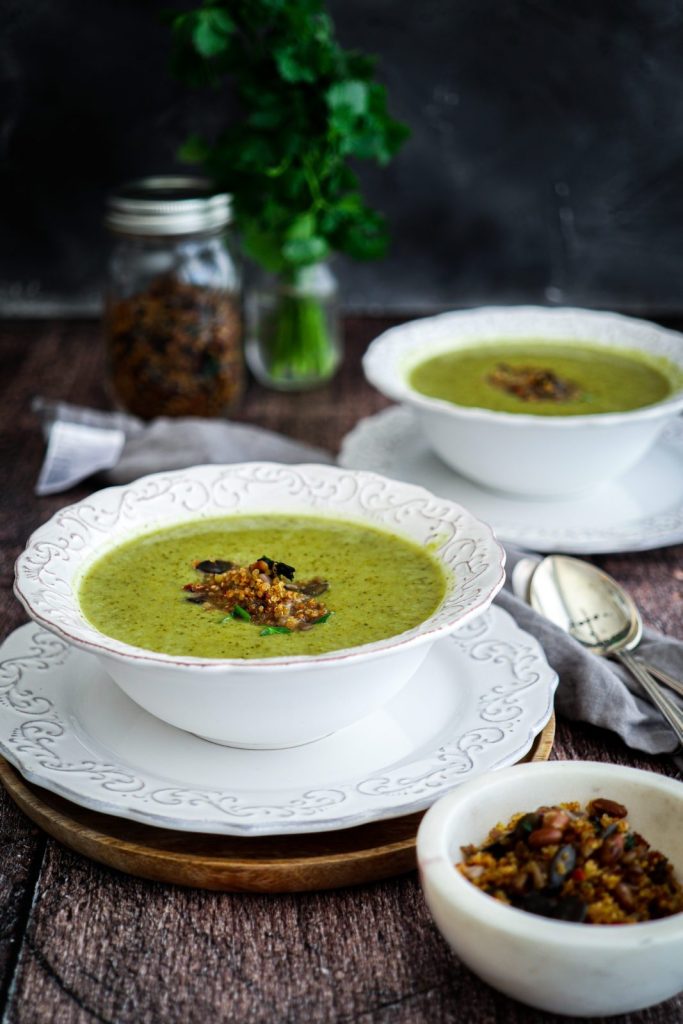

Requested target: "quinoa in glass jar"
[{"left": 104, "top": 177, "right": 243, "bottom": 418}]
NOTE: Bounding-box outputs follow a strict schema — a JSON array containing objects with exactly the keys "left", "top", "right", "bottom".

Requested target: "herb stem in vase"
[{"left": 247, "top": 263, "right": 340, "bottom": 389}]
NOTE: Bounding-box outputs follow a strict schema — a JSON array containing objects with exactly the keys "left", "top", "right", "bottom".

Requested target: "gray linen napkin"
[
  {"left": 32, "top": 399, "right": 332, "bottom": 494},
  {"left": 33, "top": 400, "right": 683, "bottom": 756},
  {"left": 108, "top": 417, "right": 333, "bottom": 482}
]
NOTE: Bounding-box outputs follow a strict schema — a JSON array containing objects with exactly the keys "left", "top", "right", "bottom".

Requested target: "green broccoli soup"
[
  {"left": 78, "top": 515, "right": 447, "bottom": 659},
  {"left": 408, "top": 342, "right": 681, "bottom": 416}
]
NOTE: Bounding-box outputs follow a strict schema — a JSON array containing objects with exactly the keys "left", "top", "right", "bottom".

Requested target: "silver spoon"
[
  {"left": 513, "top": 555, "right": 683, "bottom": 700},
  {"left": 529, "top": 554, "right": 683, "bottom": 747}
]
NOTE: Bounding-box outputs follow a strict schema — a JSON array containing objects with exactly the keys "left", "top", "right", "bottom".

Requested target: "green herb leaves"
[
  {"left": 169, "top": 0, "right": 409, "bottom": 273},
  {"left": 219, "top": 605, "right": 250, "bottom": 624},
  {"left": 193, "top": 8, "right": 234, "bottom": 58},
  {"left": 259, "top": 611, "right": 333, "bottom": 637}
]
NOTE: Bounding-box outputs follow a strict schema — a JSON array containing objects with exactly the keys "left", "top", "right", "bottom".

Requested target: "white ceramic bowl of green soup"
[
  {"left": 363, "top": 306, "right": 683, "bottom": 498},
  {"left": 14, "top": 463, "right": 505, "bottom": 748}
]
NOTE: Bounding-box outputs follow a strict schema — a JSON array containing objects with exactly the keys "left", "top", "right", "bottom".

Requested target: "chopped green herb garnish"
[
  {"left": 232, "top": 605, "right": 251, "bottom": 621},
  {"left": 313, "top": 612, "right": 333, "bottom": 625},
  {"left": 625, "top": 832, "right": 636, "bottom": 851},
  {"left": 219, "top": 615, "right": 233, "bottom": 624},
  {"left": 259, "top": 625, "right": 292, "bottom": 636}
]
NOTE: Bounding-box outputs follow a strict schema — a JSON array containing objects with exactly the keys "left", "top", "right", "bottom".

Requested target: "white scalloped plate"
[
  {"left": 0, "top": 609, "right": 556, "bottom": 836},
  {"left": 339, "top": 407, "right": 683, "bottom": 554}
]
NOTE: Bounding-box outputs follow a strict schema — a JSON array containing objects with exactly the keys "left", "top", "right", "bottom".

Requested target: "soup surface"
[
  {"left": 409, "top": 341, "right": 679, "bottom": 415},
  {"left": 79, "top": 515, "right": 447, "bottom": 659}
]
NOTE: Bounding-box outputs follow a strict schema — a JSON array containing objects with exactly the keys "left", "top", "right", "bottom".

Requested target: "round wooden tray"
[{"left": 0, "top": 714, "right": 554, "bottom": 892}]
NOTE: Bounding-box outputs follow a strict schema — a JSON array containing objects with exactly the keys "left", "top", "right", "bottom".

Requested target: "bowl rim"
[
  {"left": 363, "top": 305, "right": 683, "bottom": 429},
  {"left": 13, "top": 462, "right": 506, "bottom": 671},
  {"left": 417, "top": 760, "right": 683, "bottom": 946}
]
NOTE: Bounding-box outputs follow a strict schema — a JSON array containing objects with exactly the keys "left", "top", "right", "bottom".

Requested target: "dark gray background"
[{"left": 2, "top": 0, "right": 683, "bottom": 315}]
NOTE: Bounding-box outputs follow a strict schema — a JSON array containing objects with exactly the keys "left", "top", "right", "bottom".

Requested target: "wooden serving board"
[{"left": 0, "top": 715, "right": 554, "bottom": 893}]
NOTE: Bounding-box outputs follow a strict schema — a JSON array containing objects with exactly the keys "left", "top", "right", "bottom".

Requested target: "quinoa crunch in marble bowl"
[
  {"left": 456, "top": 797, "right": 683, "bottom": 924},
  {"left": 416, "top": 761, "right": 683, "bottom": 1016}
]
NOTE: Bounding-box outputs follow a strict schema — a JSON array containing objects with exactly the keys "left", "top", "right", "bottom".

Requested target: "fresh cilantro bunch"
[{"left": 169, "top": 0, "right": 409, "bottom": 276}]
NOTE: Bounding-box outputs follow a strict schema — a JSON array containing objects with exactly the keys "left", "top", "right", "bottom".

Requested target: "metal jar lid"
[{"left": 105, "top": 176, "right": 232, "bottom": 236}]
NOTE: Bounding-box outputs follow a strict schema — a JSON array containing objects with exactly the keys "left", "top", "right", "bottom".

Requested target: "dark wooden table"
[{"left": 1, "top": 318, "right": 682, "bottom": 1024}]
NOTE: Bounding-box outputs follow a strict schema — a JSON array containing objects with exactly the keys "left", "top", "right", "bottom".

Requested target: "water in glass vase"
[{"left": 246, "top": 263, "right": 342, "bottom": 390}]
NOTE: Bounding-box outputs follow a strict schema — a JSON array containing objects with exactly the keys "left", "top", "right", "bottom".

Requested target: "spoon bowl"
[
  {"left": 529, "top": 555, "right": 683, "bottom": 747},
  {"left": 529, "top": 556, "right": 641, "bottom": 655}
]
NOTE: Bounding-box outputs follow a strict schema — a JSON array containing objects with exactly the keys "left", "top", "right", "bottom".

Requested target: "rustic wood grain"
[
  {"left": 1, "top": 318, "right": 682, "bottom": 1023},
  {"left": 0, "top": 788, "right": 44, "bottom": 1012}
]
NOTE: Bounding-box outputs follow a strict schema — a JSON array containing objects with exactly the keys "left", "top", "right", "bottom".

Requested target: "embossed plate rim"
[{"left": 0, "top": 609, "right": 557, "bottom": 836}]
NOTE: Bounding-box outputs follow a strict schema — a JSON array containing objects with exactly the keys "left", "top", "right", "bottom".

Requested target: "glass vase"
[{"left": 246, "top": 262, "right": 342, "bottom": 390}]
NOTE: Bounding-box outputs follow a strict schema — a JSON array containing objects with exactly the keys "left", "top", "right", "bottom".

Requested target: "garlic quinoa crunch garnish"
[
  {"left": 457, "top": 798, "right": 683, "bottom": 924},
  {"left": 184, "top": 556, "right": 331, "bottom": 634}
]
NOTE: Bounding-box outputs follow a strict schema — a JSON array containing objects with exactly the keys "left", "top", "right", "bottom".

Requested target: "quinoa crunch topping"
[
  {"left": 457, "top": 798, "right": 683, "bottom": 924},
  {"left": 106, "top": 275, "right": 243, "bottom": 419},
  {"left": 183, "top": 556, "right": 331, "bottom": 634},
  {"left": 487, "top": 362, "right": 581, "bottom": 403}
]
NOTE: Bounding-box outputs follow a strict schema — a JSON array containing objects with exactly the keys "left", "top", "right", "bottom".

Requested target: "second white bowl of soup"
[
  {"left": 14, "top": 463, "right": 505, "bottom": 748},
  {"left": 363, "top": 306, "right": 683, "bottom": 498}
]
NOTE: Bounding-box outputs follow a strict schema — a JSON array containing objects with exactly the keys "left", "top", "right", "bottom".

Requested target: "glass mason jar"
[
  {"left": 245, "top": 262, "right": 342, "bottom": 391},
  {"left": 104, "top": 177, "right": 244, "bottom": 418}
]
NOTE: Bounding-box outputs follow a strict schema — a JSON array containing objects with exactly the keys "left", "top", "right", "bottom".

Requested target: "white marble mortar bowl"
[
  {"left": 14, "top": 463, "right": 505, "bottom": 749},
  {"left": 417, "top": 761, "right": 683, "bottom": 1017},
  {"left": 363, "top": 306, "right": 683, "bottom": 498}
]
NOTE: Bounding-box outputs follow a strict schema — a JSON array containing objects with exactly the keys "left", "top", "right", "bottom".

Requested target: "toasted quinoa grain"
[
  {"left": 106, "top": 275, "right": 243, "bottom": 419},
  {"left": 456, "top": 799, "right": 683, "bottom": 924},
  {"left": 183, "top": 558, "right": 329, "bottom": 631}
]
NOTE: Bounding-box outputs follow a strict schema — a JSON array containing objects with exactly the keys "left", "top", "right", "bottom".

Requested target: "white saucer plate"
[
  {"left": 0, "top": 610, "right": 556, "bottom": 837},
  {"left": 340, "top": 407, "right": 683, "bottom": 554}
]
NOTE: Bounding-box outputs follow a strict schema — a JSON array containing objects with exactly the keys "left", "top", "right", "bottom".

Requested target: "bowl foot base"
[{"left": 190, "top": 730, "right": 334, "bottom": 750}]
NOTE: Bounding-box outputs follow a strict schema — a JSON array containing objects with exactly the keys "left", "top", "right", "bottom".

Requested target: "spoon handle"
[
  {"left": 634, "top": 660, "right": 683, "bottom": 700},
  {"left": 617, "top": 651, "right": 683, "bottom": 748}
]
